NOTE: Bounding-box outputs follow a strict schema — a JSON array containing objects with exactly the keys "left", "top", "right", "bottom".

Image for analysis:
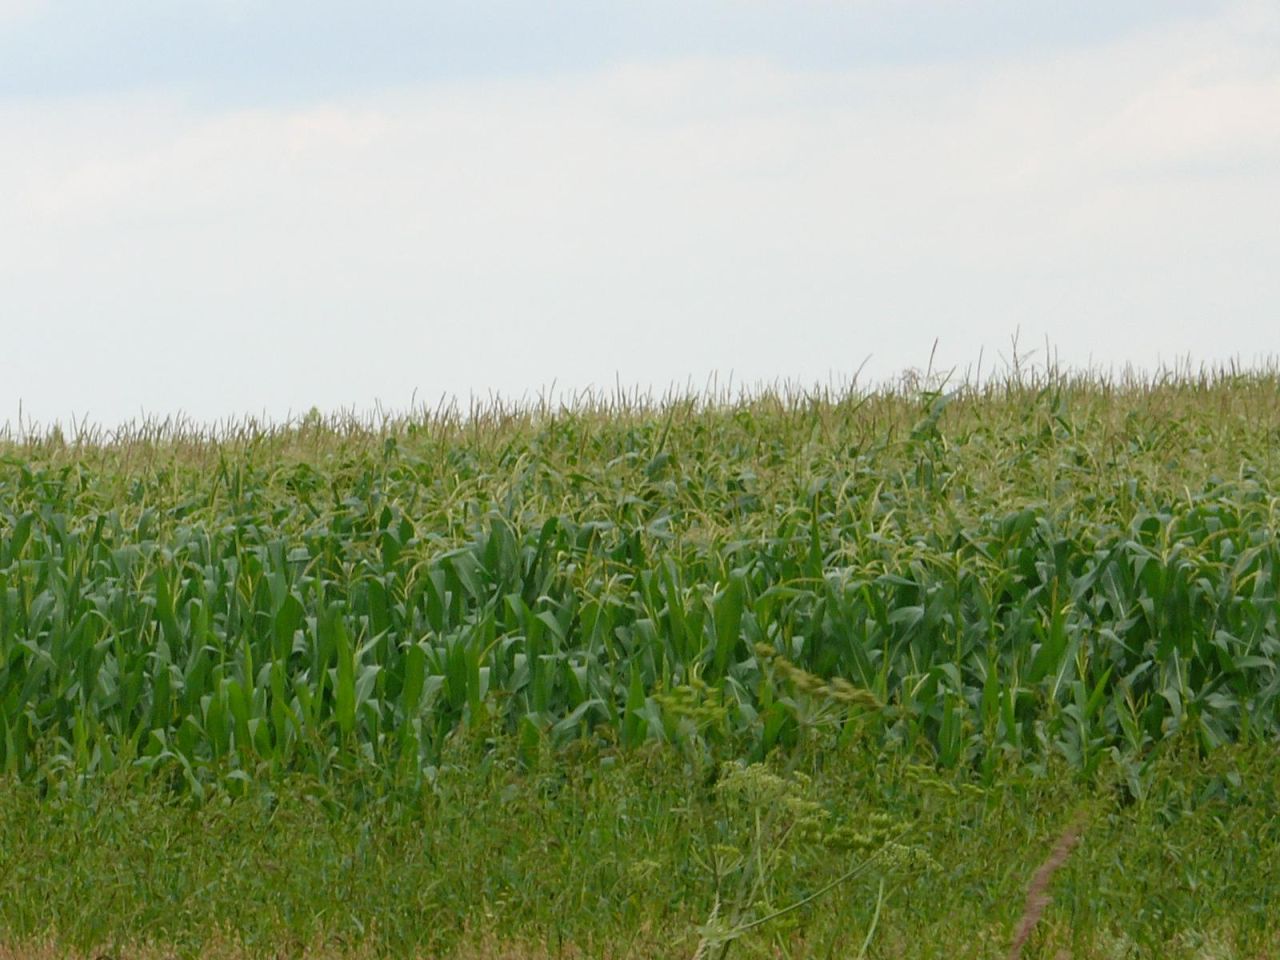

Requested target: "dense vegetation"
[
  {"left": 3, "top": 371, "right": 1278, "bottom": 790},
  {"left": 2, "top": 369, "right": 1278, "bottom": 957},
  {"left": 3, "top": 739, "right": 1277, "bottom": 959}
]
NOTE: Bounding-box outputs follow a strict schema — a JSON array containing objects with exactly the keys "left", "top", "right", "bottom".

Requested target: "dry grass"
[
  {"left": 1006, "top": 814, "right": 1087, "bottom": 960},
  {"left": 4, "top": 928, "right": 1276, "bottom": 960},
  {"left": 0, "top": 929, "right": 672, "bottom": 960},
  {"left": 0, "top": 939, "right": 571, "bottom": 960}
]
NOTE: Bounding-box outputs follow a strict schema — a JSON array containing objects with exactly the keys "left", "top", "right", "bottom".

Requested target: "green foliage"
[
  {"left": 692, "top": 761, "right": 934, "bottom": 959},
  {"left": 1, "top": 741, "right": 1278, "bottom": 957},
  {"left": 1, "top": 371, "right": 1278, "bottom": 793}
]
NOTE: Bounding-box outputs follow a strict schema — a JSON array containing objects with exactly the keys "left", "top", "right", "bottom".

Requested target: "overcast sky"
[{"left": 3, "top": 1, "right": 1278, "bottom": 430}]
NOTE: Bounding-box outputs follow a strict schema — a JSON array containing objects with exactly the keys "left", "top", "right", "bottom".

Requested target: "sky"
[{"left": 2, "top": 1, "right": 1278, "bottom": 430}]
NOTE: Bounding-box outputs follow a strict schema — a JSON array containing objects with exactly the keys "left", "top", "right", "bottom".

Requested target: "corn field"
[{"left": 2, "top": 373, "right": 1278, "bottom": 794}]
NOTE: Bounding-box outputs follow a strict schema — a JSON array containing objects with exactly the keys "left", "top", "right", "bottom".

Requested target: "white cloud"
[{"left": 2, "top": 2, "right": 1278, "bottom": 428}]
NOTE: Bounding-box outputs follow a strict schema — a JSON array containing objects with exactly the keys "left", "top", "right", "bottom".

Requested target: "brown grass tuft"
[{"left": 1006, "top": 815, "right": 1086, "bottom": 960}]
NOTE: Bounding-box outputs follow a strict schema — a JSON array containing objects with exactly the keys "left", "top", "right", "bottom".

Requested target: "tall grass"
[{"left": 1, "top": 366, "right": 1278, "bottom": 793}]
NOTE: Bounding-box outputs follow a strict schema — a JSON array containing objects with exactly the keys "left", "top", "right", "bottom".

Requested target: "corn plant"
[{"left": 1, "top": 369, "right": 1278, "bottom": 793}]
